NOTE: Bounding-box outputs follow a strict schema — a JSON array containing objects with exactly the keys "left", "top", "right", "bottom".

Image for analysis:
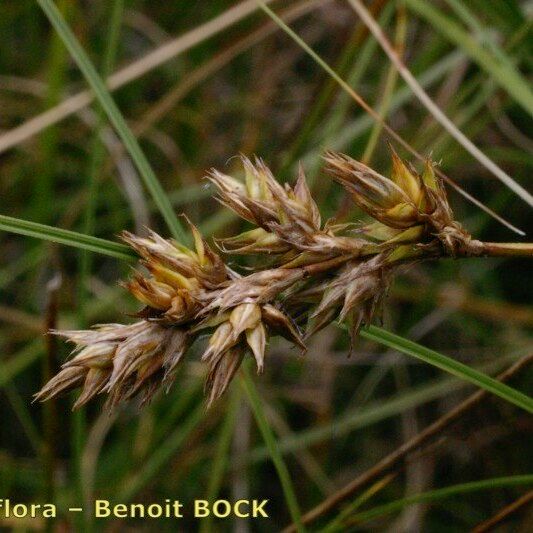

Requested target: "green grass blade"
[
  {"left": 348, "top": 475, "right": 533, "bottom": 524},
  {"left": 200, "top": 388, "right": 242, "bottom": 533},
  {"left": 347, "top": 0, "right": 533, "bottom": 208},
  {"left": 0, "top": 214, "right": 135, "bottom": 262},
  {"left": 404, "top": 0, "right": 533, "bottom": 115},
  {"left": 324, "top": 476, "right": 394, "bottom": 532},
  {"left": 3, "top": 384, "right": 43, "bottom": 455},
  {"left": 361, "top": 325, "right": 533, "bottom": 413},
  {"left": 79, "top": 0, "right": 124, "bottom": 310},
  {"left": 36, "top": 0, "right": 186, "bottom": 242},
  {"left": 75, "top": 3, "right": 124, "bottom": 529},
  {"left": 240, "top": 365, "right": 304, "bottom": 532},
  {"left": 360, "top": 4, "right": 406, "bottom": 163}
]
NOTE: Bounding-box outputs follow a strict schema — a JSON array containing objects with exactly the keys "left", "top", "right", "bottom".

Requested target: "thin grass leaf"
[
  {"left": 361, "top": 3, "right": 406, "bottom": 163},
  {"left": 404, "top": 0, "right": 533, "bottom": 116},
  {"left": 347, "top": 0, "right": 533, "bottom": 208},
  {"left": 241, "top": 365, "right": 304, "bottom": 532},
  {"left": 200, "top": 387, "right": 242, "bottom": 533},
  {"left": 348, "top": 475, "right": 533, "bottom": 524},
  {"left": 79, "top": 0, "right": 125, "bottom": 309},
  {"left": 361, "top": 325, "right": 533, "bottom": 414},
  {"left": 36, "top": 0, "right": 186, "bottom": 242},
  {"left": 323, "top": 474, "right": 395, "bottom": 532},
  {"left": 0, "top": 214, "right": 135, "bottom": 262},
  {"left": 304, "top": 49, "right": 464, "bottom": 165},
  {"left": 3, "top": 385, "right": 43, "bottom": 454},
  {"left": 74, "top": 3, "right": 124, "bottom": 527}
]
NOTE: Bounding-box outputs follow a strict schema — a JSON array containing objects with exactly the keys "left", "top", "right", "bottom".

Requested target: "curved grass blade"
[
  {"left": 361, "top": 325, "right": 533, "bottom": 414},
  {"left": 324, "top": 474, "right": 396, "bottom": 532},
  {"left": 347, "top": 475, "right": 533, "bottom": 525},
  {"left": 0, "top": 214, "right": 135, "bottom": 262},
  {"left": 200, "top": 388, "right": 242, "bottom": 533},
  {"left": 36, "top": 0, "right": 186, "bottom": 242},
  {"left": 404, "top": 0, "right": 533, "bottom": 116},
  {"left": 245, "top": 353, "right": 519, "bottom": 465},
  {"left": 0, "top": 341, "right": 42, "bottom": 388},
  {"left": 241, "top": 365, "right": 305, "bottom": 532},
  {"left": 347, "top": 0, "right": 533, "bottom": 208}
]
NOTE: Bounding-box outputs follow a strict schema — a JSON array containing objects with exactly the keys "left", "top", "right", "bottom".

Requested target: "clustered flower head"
[{"left": 36, "top": 150, "right": 483, "bottom": 410}]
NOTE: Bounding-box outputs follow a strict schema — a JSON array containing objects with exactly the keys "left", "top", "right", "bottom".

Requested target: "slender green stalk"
[
  {"left": 3, "top": 385, "right": 43, "bottom": 455},
  {"left": 241, "top": 365, "right": 304, "bottom": 532},
  {"left": 303, "top": 2, "right": 395, "bottom": 185},
  {"left": 281, "top": 0, "right": 391, "bottom": 172},
  {"left": 36, "top": 0, "right": 186, "bottom": 242},
  {"left": 347, "top": 475, "right": 533, "bottom": 524},
  {"left": 254, "top": 0, "right": 524, "bottom": 235},
  {"left": 35, "top": 0, "right": 70, "bottom": 222},
  {"left": 245, "top": 352, "right": 522, "bottom": 464},
  {"left": 0, "top": 341, "right": 42, "bottom": 388},
  {"left": 361, "top": 325, "right": 533, "bottom": 414},
  {"left": 0, "top": 246, "right": 43, "bottom": 290},
  {"left": 361, "top": 4, "right": 406, "bottom": 163},
  {"left": 347, "top": 0, "right": 533, "bottom": 208},
  {"left": 152, "top": 380, "right": 204, "bottom": 445},
  {"left": 79, "top": 0, "right": 124, "bottom": 322}
]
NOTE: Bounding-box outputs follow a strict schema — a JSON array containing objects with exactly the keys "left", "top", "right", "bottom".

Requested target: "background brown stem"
[{"left": 282, "top": 353, "right": 533, "bottom": 532}]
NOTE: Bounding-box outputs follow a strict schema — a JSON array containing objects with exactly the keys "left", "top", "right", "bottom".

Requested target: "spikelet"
[
  {"left": 208, "top": 157, "right": 365, "bottom": 262},
  {"left": 324, "top": 150, "right": 483, "bottom": 256},
  {"left": 34, "top": 322, "right": 190, "bottom": 409}
]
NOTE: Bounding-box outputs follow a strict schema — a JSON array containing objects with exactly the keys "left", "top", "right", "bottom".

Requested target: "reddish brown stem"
[{"left": 471, "top": 490, "right": 533, "bottom": 533}]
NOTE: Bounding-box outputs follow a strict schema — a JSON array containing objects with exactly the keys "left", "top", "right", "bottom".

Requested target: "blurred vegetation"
[{"left": 0, "top": 0, "right": 532, "bottom": 531}]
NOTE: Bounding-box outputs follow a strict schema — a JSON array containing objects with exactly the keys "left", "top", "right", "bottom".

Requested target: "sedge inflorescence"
[{"left": 36, "top": 150, "right": 483, "bottom": 409}]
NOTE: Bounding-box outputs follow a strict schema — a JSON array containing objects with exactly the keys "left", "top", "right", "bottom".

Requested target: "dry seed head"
[
  {"left": 37, "top": 148, "right": 484, "bottom": 411},
  {"left": 205, "top": 346, "right": 244, "bottom": 408},
  {"left": 324, "top": 151, "right": 420, "bottom": 229},
  {"left": 34, "top": 322, "right": 190, "bottom": 409},
  {"left": 209, "top": 156, "right": 362, "bottom": 259},
  {"left": 121, "top": 220, "right": 228, "bottom": 323}
]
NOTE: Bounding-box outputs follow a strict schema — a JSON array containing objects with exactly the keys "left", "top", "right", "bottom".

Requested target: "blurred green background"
[{"left": 0, "top": 0, "right": 532, "bottom": 531}]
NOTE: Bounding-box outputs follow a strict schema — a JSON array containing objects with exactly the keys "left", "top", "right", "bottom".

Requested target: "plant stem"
[{"left": 480, "top": 241, "right": 533, "bottom": 257}]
